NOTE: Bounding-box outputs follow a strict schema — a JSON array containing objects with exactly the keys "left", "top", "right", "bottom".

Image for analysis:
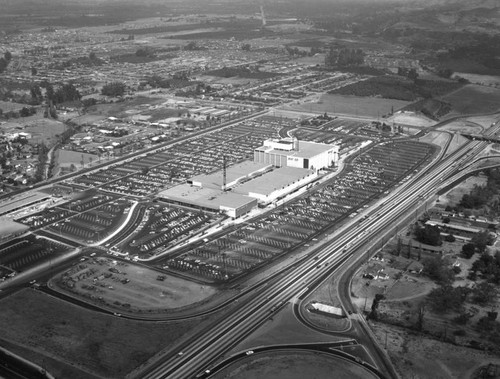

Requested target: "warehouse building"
[
  {"left": 157, "top": 185, "right": 257, "bottom": 219},
  {"left": 189, "top": 161, "right": 272, "bottom": 191},
  {"left": 254, "top": 138, "right": 338, "bottom": 171}
]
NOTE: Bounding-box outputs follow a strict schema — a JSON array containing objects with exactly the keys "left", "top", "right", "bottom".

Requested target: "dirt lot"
[
  {"left": 212, "top": 351, "right": 379, "bottom": 379},
  {"left": 52, "top": 257, "right": 218, "bottom": 314},
  {"left": 0, "top": 289, "right": 205, "bottom": 378},
  {"left": 386, "top": 112, "right": 436, "bottom": 127},
  {"left": 442, "top": 85, "right": 500, "bottom": 115}
]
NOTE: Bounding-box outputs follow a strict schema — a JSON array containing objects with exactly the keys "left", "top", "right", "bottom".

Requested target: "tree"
[
  {"left": 20, "top": 107, "right": 31, "bottom": 117},
  {"left": 45, "top": 84, "right": 55, "bottom": 102},
  {"left": 0, "top": 57, "right": 8, "bottom": 73},
  {"left": 422, "top": 256, "right": 454, "bottom": 284},
  {"left": 471, "top": 231, "right": 495, "bottom": 254},
  {"left": 53, "top": 83, "right": 81, "bottom": 104},
  {"left": 4, "top": 51, "right": 12, "bottom": 61},
  {"left": 462, "top": 243, "right": 476, "bottom": 259},
  {"left": 82, "top": 98, "right": 97, "bottom": 108},
  {"left": 415, "top": 224, "right": 442, "bottom": 246},
  {"left": 472, "top": 282, "right": 496, "bottom": 305},
  {"left": 416, "top": 302, "right": 426, "bottom": 331},
  {"left": 136, "top": 48, "right": 154, "bottom": 57},
  {"left": 31, "top": 67, "right": 38, "bottom": 76},
  {"left": 444, "top": 234, "right": 456, "bottom": 242},
  {"left": 241, "top": 43, "right": 251, "bottom": 51},
  {"left": 101, "top": 82, "right": 126, "bottom": 97},
  {"left": 427, "top": 285, "right": 468, "bottom": 313},
  {"left": 30, "top": 84, "right": 43, "bottom": 103},
  {"left": 184, "top": 41, "right": 198, "bottom": 51}
]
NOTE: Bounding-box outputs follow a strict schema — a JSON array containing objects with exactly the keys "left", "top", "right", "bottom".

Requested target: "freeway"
[{"left": 134, "top": 124, "right": 495, "bottom": 378}]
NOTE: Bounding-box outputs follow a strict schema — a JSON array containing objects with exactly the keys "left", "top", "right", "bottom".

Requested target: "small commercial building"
[{"left": 308, "top": 302, "right": 345, "bottom": 318}]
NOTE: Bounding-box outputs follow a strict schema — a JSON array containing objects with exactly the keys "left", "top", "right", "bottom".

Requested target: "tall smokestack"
[{"left": 260, "top": 5, "right": 266, "bottom": 27}]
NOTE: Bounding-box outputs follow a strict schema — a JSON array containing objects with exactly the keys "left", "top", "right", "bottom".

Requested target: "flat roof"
[
  {"left": 0, "top": 192, "right": 51, "bottom": 215},
  {"left": 236, "top": 167, "right": 313, "bottom": 196},
  {"left": 426, "top": 220, "right": 481, "bottom": 233},
  {"left": 256, "top": 140, "right": 335, "bottom": 159},
  {"left": 191, "top": 161, "right": 271, "bottom": 189},
  {"left": 158, "top": 184, "right": 256, "bottom": 210},
  {"left": 0, "top": 218, "right": 30, "bottom": 237}
]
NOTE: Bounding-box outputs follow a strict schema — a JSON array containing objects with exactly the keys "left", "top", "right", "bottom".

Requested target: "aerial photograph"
[{"left": 0, "top": 0, "right": 499, "bottom": 378}]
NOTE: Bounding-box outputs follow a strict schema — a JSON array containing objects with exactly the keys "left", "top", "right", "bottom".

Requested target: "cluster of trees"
[
  {"left": 49, "top": 83, "right": 81, "bottom": 104},
  {"left": 325, "top": 47, "right": 365, "bottom": 67},
  {"left": 135, "top": 48, "right": 155, "bottom": 58},
  {"left": 19, "top": 107, "right": 37, "bottom": 117},
  {"left": 415, "top": 224, "right": 442, "bottom": 246},
  {"left": 397, "top": 67, "right": 419, "bottom": 82},
  {"left": 460, "top": 170, "right": 500, "bottom": 211},
  {"left": 427, "top": 281, "right": 497, "bottom": 314},
  {"left": 108, "top": 129, "right": 128, "bottom": 137},
  {"left": 427, "top": 285, "right": 469, "bottom": 313},
  {"left": 52, "top": 53, "right": 104, "bottom": 70},
  {"left": 422, "top": 256, "right": 455, "bottom": 284},
  {"left": 469, "top": 251, "right": 500, "bottom": 284},
  {"left": 144, "top": 75, "right": 171, "bottom": 89},
  {"left": 184, "top": 41, "right": 205, "bottom": 51},
  {"left": 33, "top": 143, "right": 49, "bottom": 182},
  {"left": 0, "top": 106, "right": 37, "bottom": 120},
  {"left": 284, "top": 45, "right": 316, "bottom": 57},
  {"left": 0, "top": 51, "right": 12, "bottom": 73},
  {"left": 101, "top": 82, "right": 126, "bottom": 97}
]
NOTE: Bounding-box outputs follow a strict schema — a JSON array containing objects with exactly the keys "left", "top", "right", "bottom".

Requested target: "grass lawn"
[
  {"left": 0, "top": 289, "right": 204, "bottom": 378},
  {"left": 298, "top": 93, "right": 411, "bottom": 118},
  {"left": 213, "top": 351, "right": 379, "bottom": 379}
]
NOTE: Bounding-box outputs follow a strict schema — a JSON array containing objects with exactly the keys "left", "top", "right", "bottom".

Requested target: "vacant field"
[
  {"left": 53, "top": 257, "right": 218, "bottom": 313},
  {"left": 0, "top": 100, "right": 26, "bottom": 112},
  {"left": 288, "top": 93, "right": 410, "bottom": 118},
  {"left": 440, "top": 174, "right": 488, "bottom": 207},
  {"left": 442, "top": 85, "right": 500, "bottom": 115},
  {"left": 0, "top": 289, "right": 204, "bottom": 378},
  {"left": 369, "top": 321, "right": 500, "bottom": 379},
  {"left": 24, "top": 118, "right": 66, "bottom": 147},
  {"left": 213, "top": 351, "right": 379, "bottom": 379},
  {"left": 56, "top": 150, "right": 99, "bottom": 168},
  {"left": 330, "top": 76, "right": 463, "bottom": 102},
  {"left": 454, "top": 73, "right": 500, "bottom": 87}
]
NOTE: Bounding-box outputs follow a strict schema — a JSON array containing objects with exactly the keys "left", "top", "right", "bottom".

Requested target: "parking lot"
[
  {"left": 0, "top": 235, "right": 71, "bottom": 278},
  {"left": 117, "top": 203, "right": 219, "bottom": 258},
  {"left": 71, "top": 117, "right": 283, "bottom": 197},
  {"left": 155, "top": 140, "right": 436, "bottom": 282},
  {"left": 17, "top": 194, "right": 133, "bottom": 244}
]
